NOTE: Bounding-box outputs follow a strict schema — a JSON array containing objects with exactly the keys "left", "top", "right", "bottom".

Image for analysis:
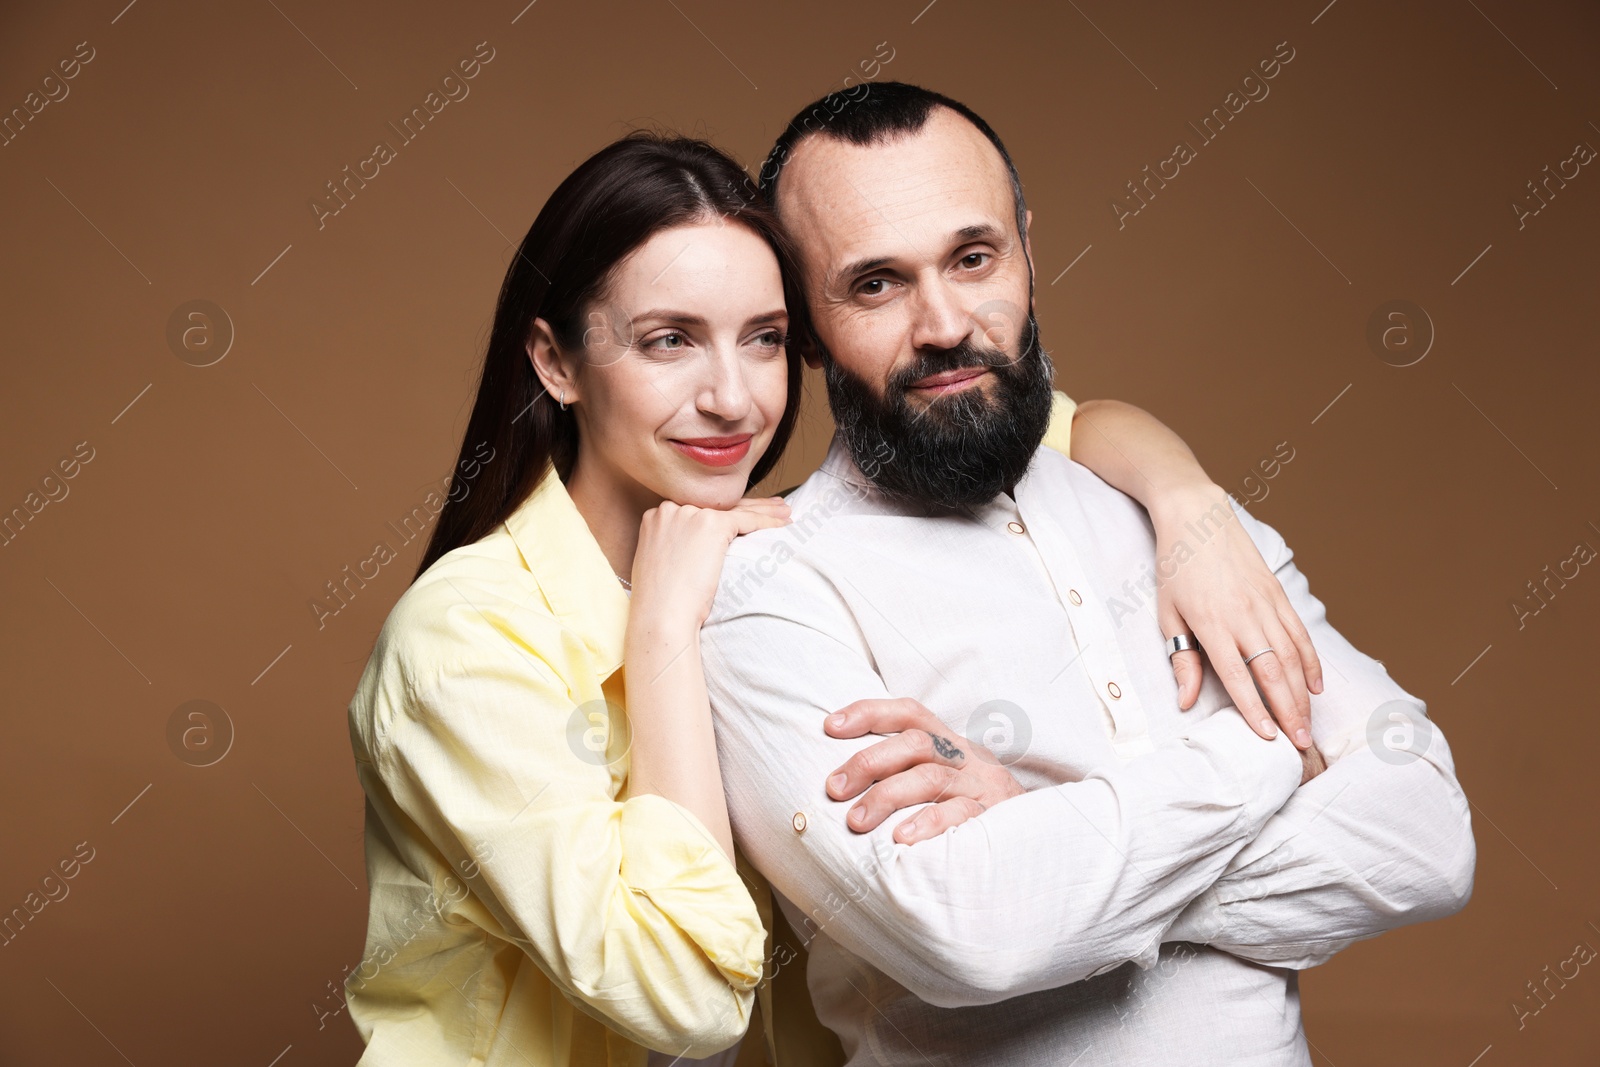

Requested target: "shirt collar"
[
  {"left": 815, "top": 430, "right": 1041, "bottom": 517},
  {"left": 816, "top": 433, "right": 874, "bottom": 490},
  {"left": 502, "top": 464, "right": 630, "bottom": 679}
]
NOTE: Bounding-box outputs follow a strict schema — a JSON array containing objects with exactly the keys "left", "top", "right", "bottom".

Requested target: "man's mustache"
[{"left": 889, "top": 339, "right": 1016, "bottom": 394}]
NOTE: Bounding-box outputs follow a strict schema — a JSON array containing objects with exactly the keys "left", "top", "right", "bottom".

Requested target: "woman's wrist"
[
  {"left": 1146, "top": 479, "right": 1232, "bottom": 530},
  {"left": 625, "top": 600, "right": 702, "bottom": 656}
]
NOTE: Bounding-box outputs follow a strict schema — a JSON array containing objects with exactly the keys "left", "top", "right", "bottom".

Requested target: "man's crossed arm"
[
  {"left": 1160, "top": 510, "right": 1475, "bottom": 967},
  {"left": 699, "top": 508, "right": 1474, "bottom": 1008}
]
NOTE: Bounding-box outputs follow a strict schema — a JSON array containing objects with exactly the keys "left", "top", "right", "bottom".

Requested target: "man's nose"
[{"left": 908, "top": 277, "right": 973, "bottom": 353}]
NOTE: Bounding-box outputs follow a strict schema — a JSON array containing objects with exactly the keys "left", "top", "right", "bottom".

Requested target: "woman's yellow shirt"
[{"left": 344, "top": 391, "right": 1076, "bottom": 1065}]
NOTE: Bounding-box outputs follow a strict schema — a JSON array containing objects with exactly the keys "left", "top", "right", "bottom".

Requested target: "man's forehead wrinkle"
[
  {"left": 785, "top": 171, "right": 890, "bottom": 282},
  {"left": 793, "top": 167, "right": 997, "bottom": 270},
  {"left": 781, "top": 115, "right": 1015, "bottom": 287},
  {"left": 783, "top": 180, "right": 856, "bottom": 275}
]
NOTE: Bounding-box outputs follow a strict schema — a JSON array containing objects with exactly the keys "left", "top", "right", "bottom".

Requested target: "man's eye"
[
  {"left": 858, "top": 279, "right": 887, "bottom": 297},
  {"left": 960, "top": 252, "right": 988, "bottom": 268}
]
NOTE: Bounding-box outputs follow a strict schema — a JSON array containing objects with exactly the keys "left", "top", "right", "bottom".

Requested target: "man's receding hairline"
[{"left": 773, "top": 103, "right": 1009, "bottom": 218}]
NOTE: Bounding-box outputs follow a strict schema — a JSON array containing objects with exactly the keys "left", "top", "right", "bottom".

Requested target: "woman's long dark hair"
[{"left": 415, "top": 133, "right": 806, "bottom": 580}]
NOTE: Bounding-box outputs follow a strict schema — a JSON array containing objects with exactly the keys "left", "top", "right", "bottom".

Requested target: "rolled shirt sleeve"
[
  {"left": 368, "top": 568, "right": 768, "bottom": 1056},
  {"left": 1040, "top": 390, "right": 1077, "bottom": 457},
  {"left": 1163, "top": 503, "right": 1477, "bottom": 967}
]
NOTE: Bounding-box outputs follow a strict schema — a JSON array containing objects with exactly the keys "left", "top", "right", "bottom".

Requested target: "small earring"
[{"left": 558, "top": 388, "right": 566, "bottom": 411}]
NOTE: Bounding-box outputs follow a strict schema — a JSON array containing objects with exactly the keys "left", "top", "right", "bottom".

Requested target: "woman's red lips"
[
  {"left": 670, "top": 434, "right": 753, "bottom": 467},
  {"left": 908, "top": 366, "right": 988, "bottom": 394}
]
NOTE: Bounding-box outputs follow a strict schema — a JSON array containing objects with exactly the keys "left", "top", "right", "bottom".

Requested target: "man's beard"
[{"left": 820, "top": 311, "right": 1055, "bottom": 510}]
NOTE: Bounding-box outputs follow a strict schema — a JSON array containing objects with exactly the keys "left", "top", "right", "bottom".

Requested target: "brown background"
[{"left": 2, "top": 0, "right": 1596, "bottom": 1063}]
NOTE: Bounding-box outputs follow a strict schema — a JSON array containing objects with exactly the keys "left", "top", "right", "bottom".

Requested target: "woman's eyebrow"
[
  {"left": 628, "top": 309, "right": 788, "bottom": 328},
  {"left": 629, "top": 309, "right": 708, "bottom": 326}
]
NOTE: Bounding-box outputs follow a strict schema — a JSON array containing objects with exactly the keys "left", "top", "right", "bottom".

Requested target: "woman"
[{"left": 343, "top": 132, "right": 1323, "bottom": 1067}]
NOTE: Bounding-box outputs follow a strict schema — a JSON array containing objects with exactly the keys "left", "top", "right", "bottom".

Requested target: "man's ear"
[
  {"left": 1022, "top": 207, "right": 1035, "bottom": 277},
  {"left": 792, "top": 327, "right": 823, "bottom": 370},
  {"left": 526, "top": 317, "right": 579, "bottom": 405}
]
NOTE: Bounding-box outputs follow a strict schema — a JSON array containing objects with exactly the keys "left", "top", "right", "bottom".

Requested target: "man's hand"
[
  {"left": 822, "top": 697, "right": 1025, "bottom": 845},
  {"left": 1299, "top": 741, "right": 1328, "bottom": 786}
]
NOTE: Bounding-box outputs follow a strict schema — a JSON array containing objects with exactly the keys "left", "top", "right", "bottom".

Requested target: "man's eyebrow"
[
  {"left": 828, "top": 223, "right": 1012, "bottom": 292},
  {"left": 829, "top": 256, "right": 892, "bottom": 292},
  {"left": 955, "top": 222, "right": 1007, "bottom": 243}
]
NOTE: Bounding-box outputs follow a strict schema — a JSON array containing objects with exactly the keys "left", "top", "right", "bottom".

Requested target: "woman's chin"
[{"left": 660, "top": 469, "right": 752, "bottom": 510}]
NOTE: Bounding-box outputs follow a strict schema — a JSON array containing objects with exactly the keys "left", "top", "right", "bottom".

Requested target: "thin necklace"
[{"left": 616, "top": 574, "right": 632, "bottom": 590}]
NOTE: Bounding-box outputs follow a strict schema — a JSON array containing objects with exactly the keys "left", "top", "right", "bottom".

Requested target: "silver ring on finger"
[
  {"left": 1167, "top": 633, "right": 1199, "bottom": 657},
  {"left": 1243, "top": 647, "right": 1276, "bottom": 665}
]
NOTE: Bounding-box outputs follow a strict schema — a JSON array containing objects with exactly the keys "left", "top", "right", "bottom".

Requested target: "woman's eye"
[
  {"left": 753, "top": 330, "right": 786, "bottom": 349},
  {"left": 644, "top": 331, "right": 687, "bottom": 351}
]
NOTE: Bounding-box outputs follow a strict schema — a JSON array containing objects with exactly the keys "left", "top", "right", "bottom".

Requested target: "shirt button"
[
  {"left": 1107, "top": 681, "right": 1122, "bottom": 700},
  {"left": 792, "top": 812, "right": 808, "bottom": 834},
  {"left": 1068, "top": 589, "right": 1083, "bottom": 605},
  {"left": 1007, "top": 521, "right": 1025, "bottom": 534}
]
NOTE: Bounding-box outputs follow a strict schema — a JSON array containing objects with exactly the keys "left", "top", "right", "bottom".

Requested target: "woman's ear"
[{"left": 526, "top": 317, "right": 578, "bottom": 406}]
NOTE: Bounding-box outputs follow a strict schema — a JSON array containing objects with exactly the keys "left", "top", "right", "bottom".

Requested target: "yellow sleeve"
[
  {"left": 369, "top": 563, "right": 767, "bottom": 1057},
  {"left": 1040, "top": 389, "right": 1077, "bottom": 457}
]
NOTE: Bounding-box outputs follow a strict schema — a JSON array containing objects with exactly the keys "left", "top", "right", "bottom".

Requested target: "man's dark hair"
[{"left": 757, "top": 81, "right": 1029, "bottom": 245}]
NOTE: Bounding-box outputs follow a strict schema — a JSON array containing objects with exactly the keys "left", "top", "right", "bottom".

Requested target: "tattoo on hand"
[{"left": 930, "top": 733, "right": 965, "bottom": 761}]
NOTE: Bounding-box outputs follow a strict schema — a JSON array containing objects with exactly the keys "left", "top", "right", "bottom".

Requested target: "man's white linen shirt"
[{"left": 699, "top": 434, "right": 1474, "bottom": 1067}]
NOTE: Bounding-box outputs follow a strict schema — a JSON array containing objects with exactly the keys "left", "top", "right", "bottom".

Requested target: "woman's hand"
[
  {"left": 822, "top": 697, "right": 1025, "bottom": 845},
  {"left": 623, "top": 497, "right": 790, "bottom": 863},
  {"left": 626, "top": 497, "right": 790, "bottom": 632},
  {"left": 1149, "top": 482, "right": 1324, "bottom": 750}
]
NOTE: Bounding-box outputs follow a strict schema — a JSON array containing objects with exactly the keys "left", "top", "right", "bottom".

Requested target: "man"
[{"left": 699, "top": 83, "right": 1475, "bottom": 1065}]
